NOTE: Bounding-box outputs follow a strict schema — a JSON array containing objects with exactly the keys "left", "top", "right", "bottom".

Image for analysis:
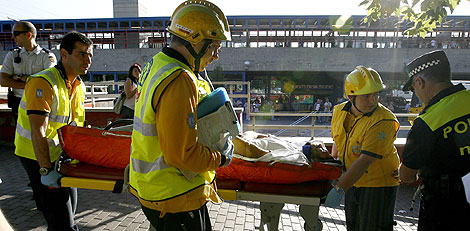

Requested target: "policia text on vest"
[{"left": 442, "top": 118, "right": 470, "bottom": 156}]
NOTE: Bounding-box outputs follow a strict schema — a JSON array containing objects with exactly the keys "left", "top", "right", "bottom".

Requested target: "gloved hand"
[
  {"left": 219, "top": 139, "right": 234, "bottom": 167},
  {"left": 215, "top": 132, "right": 234, "bottom": 167},
  {"left": 324, "top": 184, "right": 344, "bottom": 208},
  {"left": 40, "top": 170, "right": 62, "bottom": 188}
]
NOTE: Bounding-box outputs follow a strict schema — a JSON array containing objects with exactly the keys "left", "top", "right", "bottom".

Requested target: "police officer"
[
  {"left": 400, "top": 50, "right": 470, "bottom": 231},
  {"left": 331, "top": 66, "right": 400, "bottom": 231},
  {"left": 128, "top": 1, "right": 233, "bottom": 230},
  {"left": 0, "top": 21, "right": 56, "bottom": 123},
  {"left": 14, "top": 31, "right": 92, "bottom": 231}
]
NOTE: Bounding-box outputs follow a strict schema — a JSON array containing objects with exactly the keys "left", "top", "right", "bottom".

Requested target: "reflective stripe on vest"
[
  {"left": 19, "top": 100, "right": 70, "bottom": 123},
  {"left": 132, "top": 156, "right": 169, "bottom": 174},
  {"left": 132, "top": 114, "right": 158, "bottom": 137},
  {"left": 129, "top": 52, "right": 214, "bottom": 202},
  {"left": 16, "top": 122, "right": 60, "bottom": 148},
  {"left": 132, "top": 62, "right": 182, "bottom": 137},
  {"left": 14, "top": 66, "right": 85, "bottom": 162}
]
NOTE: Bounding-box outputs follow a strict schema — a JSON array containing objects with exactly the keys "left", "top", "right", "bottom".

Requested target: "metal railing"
[
  {"left": 246, "top": 112, "right": 416, "bottom": 138},
  {"left": 84, "top": 81, "right": 123, "bottom": 107},
  {"left": 84, "top": 80, "right": 250, "bottom": 108},
  {"left": 83, "top": 81, "right": 416, "bottom": 136}
]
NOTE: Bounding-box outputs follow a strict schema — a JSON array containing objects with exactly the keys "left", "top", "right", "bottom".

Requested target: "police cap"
[{"left": 403, "top": 50, "right": 450, "bottom": 91}]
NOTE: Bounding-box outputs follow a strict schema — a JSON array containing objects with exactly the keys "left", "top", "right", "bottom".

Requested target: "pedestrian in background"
[
  {"left": 331, "top": 66, "right": 400, "bottom": 231},
  {"left": 121, "top": 62, "right": 141, "bottom": 119},
  {"left": 0, "top": 21, "right": 56, "bottom": 124},
  {"left": 399, "top": 50, "right": 470, "bottom": 231},
  {"left": 323, "top": 97, "right": 332, "bottom": 123}
]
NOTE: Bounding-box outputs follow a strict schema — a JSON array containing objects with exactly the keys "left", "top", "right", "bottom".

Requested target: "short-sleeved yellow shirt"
[
  {"left": 25, "top": 75, "right": 82, "bottom": 119},
  {"left": 332, "top": 102, "right": 400, "bottom": 187}
]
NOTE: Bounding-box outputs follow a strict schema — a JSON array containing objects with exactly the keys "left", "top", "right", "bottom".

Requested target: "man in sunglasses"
[
  {"left": 399, "top": 50, "right": 470, "bottom": 231},
  {"left": 0, "top": 21, "right": 56, "bottom": 124}
]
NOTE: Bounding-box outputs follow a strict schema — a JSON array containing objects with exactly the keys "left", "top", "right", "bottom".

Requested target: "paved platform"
[{"left": 0, "top": 144, "right": 420, "bottom": 231}]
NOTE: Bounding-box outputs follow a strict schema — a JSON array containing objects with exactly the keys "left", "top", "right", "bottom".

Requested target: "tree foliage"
[
  {"left": 361, "top": 0, "right": 467, "bottom": 37},
  {"left": 210, "top": 64, "right": 225, "bottom": 82}
]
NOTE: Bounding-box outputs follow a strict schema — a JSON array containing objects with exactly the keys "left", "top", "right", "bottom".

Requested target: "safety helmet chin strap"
[
  {"left": 182, "top": 39, "right": 213, "bottom": 75},
  {"left": 351, "top": 96, "right": 364, "bottom": 114}
]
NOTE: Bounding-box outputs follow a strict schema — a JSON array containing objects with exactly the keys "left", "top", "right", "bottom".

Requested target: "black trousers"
[
  {"left": 19, "top": 157, "right": 78, "bottom": 231},
  {"left": 418, "top": 189, "right": 470, "bottom": 231},
  {"left": 345, "top": 186, "right": 398, "bottom": 231},
  {"left": 7, "top": 92, "right": 21, "bottom": 125},
  {"left": 142, "top": 204, "right": 212, "bottom": 231}
]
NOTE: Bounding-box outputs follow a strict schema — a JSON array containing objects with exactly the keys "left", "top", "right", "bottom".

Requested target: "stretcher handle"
[{"left": 104, "top": 119, "right": 133, "bottom": 131}]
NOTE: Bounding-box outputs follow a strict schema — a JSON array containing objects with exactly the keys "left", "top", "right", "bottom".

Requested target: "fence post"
[
  {"left": 311, "top": 115, "right": 316, "bottom": 138},
  {"left": 91, "top": 84, "right": 95, "bottom": 108}
]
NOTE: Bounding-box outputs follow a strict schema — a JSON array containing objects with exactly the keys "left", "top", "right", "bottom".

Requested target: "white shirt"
[
  {"left": 314, "top": 102, "right": 321, "bottom": 111},
  {"left": 324, "top": 101, "right": 332, "bottom": 112},
  {"left": 1, "top": 45, "right": 57, "bottom": 97},
  {"left": 123, "top": 78, "right": 137, "bottom": 110}
]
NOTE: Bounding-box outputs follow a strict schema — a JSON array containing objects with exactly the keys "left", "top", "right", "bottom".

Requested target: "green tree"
[
  {"left": 210, "top": 64, "right": 225, "bottom": 82},
  {"left": 361, "top": 0, "right": 468, "bottom": 37}
]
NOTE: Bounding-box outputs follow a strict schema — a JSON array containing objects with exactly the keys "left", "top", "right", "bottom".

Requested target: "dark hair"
[
  {"left": 15, "top": 21, "right": 37, "bottom": 39},
  {"left": 128, "top": 63, "right": 141, "bottom": 83},
  {"left": 60, "top": 31, "right": 93, "bottom": 55}
]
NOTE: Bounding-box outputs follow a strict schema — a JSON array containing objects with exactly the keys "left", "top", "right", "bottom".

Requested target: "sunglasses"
[{"left": 12, "top": 31, "right": 28, "bottom": 37}]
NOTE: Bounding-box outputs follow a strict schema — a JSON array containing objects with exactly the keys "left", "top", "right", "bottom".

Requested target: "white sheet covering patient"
[{"left": 233, "top": 131, "right": 333, "bottom": 166}]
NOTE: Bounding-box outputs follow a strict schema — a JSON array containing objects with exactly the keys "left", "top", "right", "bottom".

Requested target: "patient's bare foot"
[{"left": 233, "top": 135, "right": 269, "bottom": 158}]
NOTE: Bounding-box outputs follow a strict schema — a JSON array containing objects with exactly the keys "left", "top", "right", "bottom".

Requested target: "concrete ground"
[{"left": 0, "top": 144, "right": 420, "bottom": 231}]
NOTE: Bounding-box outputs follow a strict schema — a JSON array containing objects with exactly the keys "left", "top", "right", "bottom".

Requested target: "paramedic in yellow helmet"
[
  {"left": 128, "top": 1, "right": 233, "bottom": 230},
  {"left": 330, "top": 66, "right": 400, "bottom": 230}
]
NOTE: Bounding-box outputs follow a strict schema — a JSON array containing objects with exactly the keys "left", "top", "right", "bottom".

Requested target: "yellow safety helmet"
[
  {"left": 168, "top": 0, "right": 231, "bottom": 44},
  {"left": 344, "top": 66, "right": 385, "bottom": 98}
]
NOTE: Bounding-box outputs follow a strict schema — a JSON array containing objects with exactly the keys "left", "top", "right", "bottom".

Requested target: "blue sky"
[{"left": 1, "top": 0, "right": 470, "bottom": 21}]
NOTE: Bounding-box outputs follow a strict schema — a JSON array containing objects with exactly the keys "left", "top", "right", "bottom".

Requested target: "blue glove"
[
  {"left": 40, "top": 170, "right": 62, "bottom": 188},
  {"left": 324, "top": 186, "right": 344, "bottom": 208}
]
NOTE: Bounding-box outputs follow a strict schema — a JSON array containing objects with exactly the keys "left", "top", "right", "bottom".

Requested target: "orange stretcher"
[
  {"left": 56, "top": 121, "right": 342, "bottom": 231},
  {"left": 56, "top": 120, "right": 409, "bottom": 231},
  {"left": 59, "top": 161, "right": 331, "bottom": 231}
]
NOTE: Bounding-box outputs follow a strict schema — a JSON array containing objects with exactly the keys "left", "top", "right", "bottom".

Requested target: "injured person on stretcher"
[
  {"left": 233, "top": 131, "right": 334, "bottom": 165},
  {"left": 58, "top": 124, "right": 341, "bottom": 188},
  {"left": 57, "top": 125, "right": 341, "bottom": 231}
]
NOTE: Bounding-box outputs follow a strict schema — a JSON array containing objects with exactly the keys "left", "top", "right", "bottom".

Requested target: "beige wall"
[{"left": 1, "top": 48, "right": 469, "bottom": 76}]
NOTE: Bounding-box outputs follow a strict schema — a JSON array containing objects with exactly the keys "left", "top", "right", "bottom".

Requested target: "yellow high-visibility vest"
[
  {"left": 15, "top": 66, "right": 85, "bottom": 162},
  {"left": 129, "top": 52, "right": 215, "bottom": 202}
]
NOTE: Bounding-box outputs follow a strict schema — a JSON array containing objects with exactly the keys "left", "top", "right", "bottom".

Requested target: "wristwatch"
[
  {"left": 332, "top": 181, "right": 345, "bottom": 194},
  {"left": 39, "top": 167, "right": 53, "bottom": 176},
  {"left": 335, "top": 185, "right": 345, "bottom": 194}
]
